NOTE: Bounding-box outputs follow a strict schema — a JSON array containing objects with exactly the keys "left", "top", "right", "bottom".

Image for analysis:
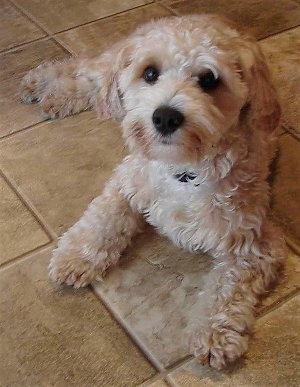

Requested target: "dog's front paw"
[
  {"left": 194, "top": 327, "right": 249, "bottom": 370},
  {"left": 49, "top": 248, "right": 103, "bottom": 288},
  {"left": 20, "top": 73, "right": 41, "bottom": 104}
]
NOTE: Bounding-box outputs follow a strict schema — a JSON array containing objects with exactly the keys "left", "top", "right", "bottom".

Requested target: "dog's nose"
[{"left": 152, "top": 106, "right": 184, "bottom": 135}]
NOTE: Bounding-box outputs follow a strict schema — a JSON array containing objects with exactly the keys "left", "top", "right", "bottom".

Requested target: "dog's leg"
[
  {"left": 20, "top": 57, "right": 104, "bottom": 119},
  {"left": 49, "top": 168, "right": 143, "bottom": 288},
  {"left": 194, "top": 221, "right": 285, "bottom": 369}
]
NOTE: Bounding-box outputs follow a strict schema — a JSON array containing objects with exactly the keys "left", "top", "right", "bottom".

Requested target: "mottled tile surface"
[
  {"left": 94, "top": 229, "right": 214, "bottom": 368},
  {"left": 0, "top": 39, "right": 67, "bottom": 137},
  {"left": 271, "top": 135, "right": 300, "bottom": 246},
  {"left": 57, "top": 4, "right": 171, "bottom": 55},
  {"left": 0, "top": 0, "right": 45, "bottom": 52},
  {"left": 162, "top": 0, "right": 300, "bottom": 39},
  {"left": 259, "top": 250, "right": 300, "bottom": 313},
  {"left": 0, "top": 174, "right": 49, "bottom": 265},
  {"left": 14, "top": 0, "right": 152, "bottom": 33},
  {"left": 168, "top": 295, "right": 300, "bottom": 386},
  {"left": 260, "top": 27, "right": 300, "bottom": 133},
  {"left": 0, "top": 112, "right": 125, "bottom": 234},
  {"left": 94, "top": 234, "right": 299, "bottom": 368},
  {"left": 0, "top": 247, "right": 155, "bottom": 387}
]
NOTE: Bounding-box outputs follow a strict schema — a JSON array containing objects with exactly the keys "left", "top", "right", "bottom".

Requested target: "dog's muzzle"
[{"left": 152, "top": 106, "right": 184, "bottom": 135}]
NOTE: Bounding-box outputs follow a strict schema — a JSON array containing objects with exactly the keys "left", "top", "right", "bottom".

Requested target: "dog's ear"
[
  {"left": 95, "top": 40, "right": 132, "bottom": 120},
  {"left": 238, "top": 38, "right": 281, "bottom": 133}
]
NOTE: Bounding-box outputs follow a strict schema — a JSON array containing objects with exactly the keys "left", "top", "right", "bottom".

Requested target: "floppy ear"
[
  {"left": 95, "top": 40, "right": 131, "bottom": 120},
  {"left": 238, "top": 38, "right": 281, "bottom": 133}
]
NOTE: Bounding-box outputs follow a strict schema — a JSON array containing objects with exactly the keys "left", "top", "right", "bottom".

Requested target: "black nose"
[{"left": 152, "top": 106, "right": 184, "bottom": 135}]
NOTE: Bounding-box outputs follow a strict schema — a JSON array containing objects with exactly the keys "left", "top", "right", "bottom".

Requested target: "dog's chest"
[{"left": 142, "top": 162, "right": 217, "bottom": 249}]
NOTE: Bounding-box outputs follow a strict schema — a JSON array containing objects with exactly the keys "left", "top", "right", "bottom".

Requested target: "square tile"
[
  {"left": 162, "top": 0, "right": 300, "bottom": 39},
  {"left": 0, "top": 0, "right": 45, "bottom": 52},
  {"left": 0, "top": 39, "right": 68, "bottom": 138},
  {"left": 57, "top": 4, "right": 172, "bottom": 55},
  {"left": 271, "top": 134, "right": 300, "bottom": 246},
  {"left": 14, "top": 0, "right": 152, "bottom": 33},
  {"left": 0, "top": 112, "right": 126, "bottom": 234},
  {"left": 168, "top": 295, "right": 300, "bottom": 386},
  {"left": 94, "top": 231, "right": 298, "bottom": 368},
  {"left": 0, "top": 247, "right": 155, "bottom": 386},
  {"left": 260, "top": 27, "right": 300, "bottom": 133},
  {"left": 0, "top": 174, "right": 49, "bottom": 265},
  {"left": 94, "top": 230, "right": 214, "bottom": 368}
]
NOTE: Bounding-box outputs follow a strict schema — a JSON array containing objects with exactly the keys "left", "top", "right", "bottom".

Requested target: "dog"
[{"left": 21, "top": 14, "right": 286, "bottom": 370}]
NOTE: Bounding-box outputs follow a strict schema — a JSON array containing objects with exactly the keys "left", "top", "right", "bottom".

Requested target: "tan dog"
[{"left": 21, "top": 14, "right": 285, "bottom": 370}]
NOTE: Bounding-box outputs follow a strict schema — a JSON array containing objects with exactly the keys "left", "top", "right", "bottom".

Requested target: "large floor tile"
[
  {"left": 0, "top": 39, "right": 68, "bottom": 138},
  {"left": 0, "top": 0, "right": 45, "bottom": 52},
  {"left": 260, "top": 27, "right": 300, "bottom": 133},
  {"left": 57, "top": 3, "right": 171, "bottom": 55},
  {"left": 271, "top": 134, "right": 300, "bottom": 246},
  {"left": 14, "top": 0, "right": 152, "bottom": 33},
  {"left": 0, "top": 174, "right": 49, "bottom": 265},
  {"left": 94, "top": 230, "right": 214, "bottom": 368},
  {"left": 0, "top": 247, "right": 155, "bottom": 386},
  {"left": 162, "top": 0, "right": 300, "bottom": 39},
  {"left": 94, "top": 230, "right": 298, "bottom": 368},
  {"left": 0, "top": 112, "right": 126, "bottom": 234},
  {"left": 168, "top": 294, "right": 300, "bottom": 386}
]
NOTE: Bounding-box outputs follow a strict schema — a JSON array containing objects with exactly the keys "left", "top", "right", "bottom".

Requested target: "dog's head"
[{"left": 97, "top": 15, "right": 280, "bottom": 164}]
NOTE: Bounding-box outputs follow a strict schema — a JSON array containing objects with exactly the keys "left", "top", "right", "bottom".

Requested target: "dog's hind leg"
[
  {"left": 20, "top": 56, "right": 104, "bottom": 119},
  {"left": 193, "top": 221, "right": 285, "bottom": 369}
]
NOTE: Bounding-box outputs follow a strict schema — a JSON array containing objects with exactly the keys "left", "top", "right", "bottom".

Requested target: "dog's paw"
[
  {"left": 41, "top": 93, "right": 66, "bottom": 119},
  {"left": 194, "top": 327, "right": 249, "bottom": 370},
  {"left": 20, "top": 75, "right": 40, "bottom": 104},
  {"left": 49, "top": 249, "right": 103, "bottom": 288}
]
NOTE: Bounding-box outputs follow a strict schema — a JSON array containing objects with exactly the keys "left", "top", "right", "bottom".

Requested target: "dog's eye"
[
  {"left": 198, "top": 70, "right": 220, "bottom": 91},
  {"left": 143, "top": 66, "right": 159, "bottom": 84}
]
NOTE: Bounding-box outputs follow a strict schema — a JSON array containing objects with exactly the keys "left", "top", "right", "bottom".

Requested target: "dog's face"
[{"left": 98, "top": 15, "right": 280, "bottom": 165}]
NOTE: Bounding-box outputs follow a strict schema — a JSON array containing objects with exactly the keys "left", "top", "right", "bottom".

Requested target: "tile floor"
[{"left": 0, "top": 0, "right": 299, "bottom": 386}]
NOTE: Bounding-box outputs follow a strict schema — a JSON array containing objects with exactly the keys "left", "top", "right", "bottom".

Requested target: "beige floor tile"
[
  {"left": 0, "top": 174, "right": 49, "bottom": 265},
  {"left": 0, "top": 39, "right": 68, "bottom": 138},
  {"left": 0, "top": 0, "right": 45, "bottom": 52},
  {"left": 57, "top": 3, "right": 172, "bottom": 55},
  {"left": 94, "top": 230, "right": 214, "bottom": 368},
  {"left": 259, "top": 250, "right": 300, "bottom": 313},
  {"left": 162, "top": 0, "right": 300, "bottom": 39},
  {"left": 260, "top": 27, "right": 300, "bottom": 133},
  {"left": 168, "top": 294, "right": 300, "bottom": 386},
  {"left": 271, "top": 134, "right": 300, "bottom": 246},
  {"left": 141, "top": 379, "right": 169, "bottom": 386},
  {"left": 95, "top": 235, "right": 298, "bottom": 368},
  {"left": 0, "top": 247, "right": 155, "bottom": 386},
  {"left": 14, "top": 0, "right": 152, "bottom": 33},
  {"left": 0, "top": 112, "right": 126, "bottom": 234}
]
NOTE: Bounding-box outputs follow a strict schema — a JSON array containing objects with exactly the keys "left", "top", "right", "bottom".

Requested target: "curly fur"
[{"left": 21, "top": 14, "right": 286, "bottom": 370}]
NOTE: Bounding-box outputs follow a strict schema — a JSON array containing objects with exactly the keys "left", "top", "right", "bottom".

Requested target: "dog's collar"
[{"left": 173, "top": 171, "right": 199, "bottom": 185}]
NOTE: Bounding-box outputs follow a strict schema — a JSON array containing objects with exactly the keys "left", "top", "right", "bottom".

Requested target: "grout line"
[
  {"left": 8, "top": 0, "right": 53, "bottom": 35},
  {"left": 0, "top": 119, "right": 52, "bottom": 142},
  {"left": 7, "top": 0, "right": 49, "bottom": 35},
  {"left": 0, "top": 36, "right": 48, "bottom": 55},
  {"left": 285, "top": 236, "right": 300, "bottom": 255},
  {"left": 258, "top": 287, "right": 300, "bottom": 318},
  {"left": 0, "top": 168, "right": 58, "bottom": 241},
  {"left": 92, "top": 285, "right": 165, "bottom": 373},
  {"left": 157, "top": 2, "right": 180, "bottom": 16},
  {"left": 139, "top": 373, "right": 172, "bottom": 386},
  {"left": 282, "top": 125, "right": 300, "bottom": 142},
  {"left": 0, "top": 242, "right": 54, "bottom": 273},
  {"left": 258, "top": 23, "right": 300, "bottom": 42},
  {"left": 0, "top": 36, "right": 51, "bottom": 56},
  {"left": 9, "top": 1, "right": 156, "bottom": 37}
]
